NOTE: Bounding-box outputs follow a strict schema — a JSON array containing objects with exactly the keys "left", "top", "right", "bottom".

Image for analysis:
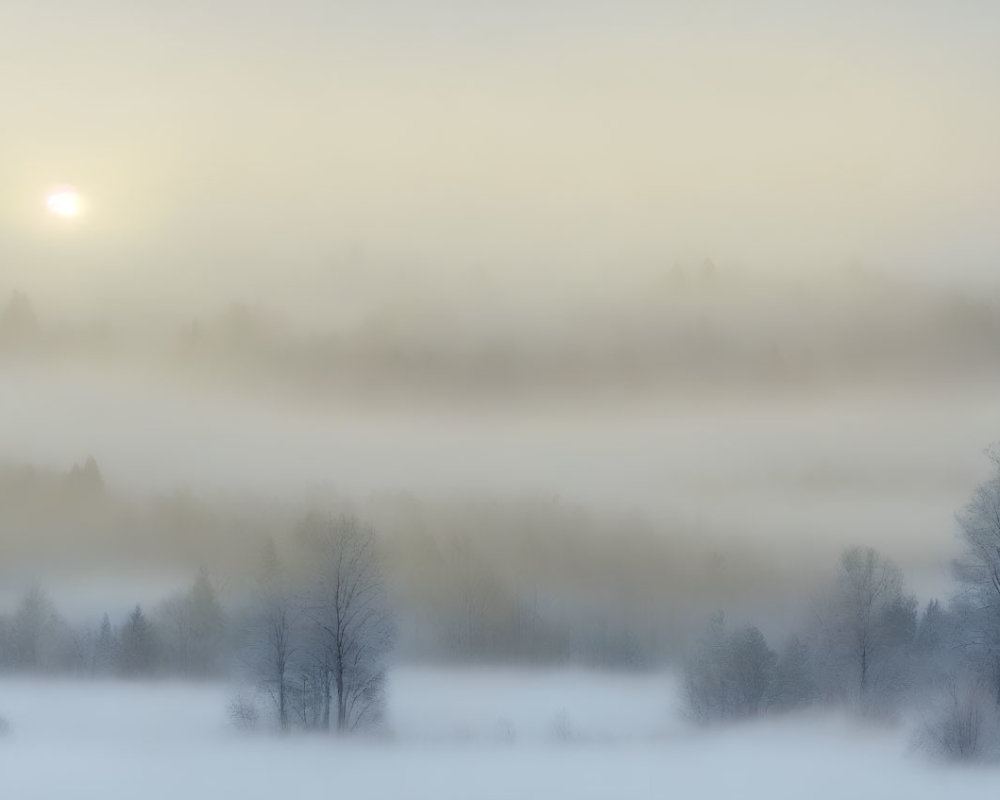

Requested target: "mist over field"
[
  {"left": 6, "top": 670, "right": 996, "bottom": 800},
  {"left": 1, "top": 269, "right": 996, "bottom": 622},
  {"left": 2, "top": 0, "right": 1000, "bottom": 796}
]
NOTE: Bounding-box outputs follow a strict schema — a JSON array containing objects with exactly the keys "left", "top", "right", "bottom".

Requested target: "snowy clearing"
[{"left": 0, "top": 668, "right": 993, "bottom": 800}]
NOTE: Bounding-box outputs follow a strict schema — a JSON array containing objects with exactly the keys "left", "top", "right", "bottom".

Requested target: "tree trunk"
[
  {"left": 278, "top": 673, "right": 287, "bottom": 731},
  {"left": 336, "top": 671, "right": 346, "bottom": 731},
  {"left": 321, "top": 668, "right": 332, "bottom": 730}
]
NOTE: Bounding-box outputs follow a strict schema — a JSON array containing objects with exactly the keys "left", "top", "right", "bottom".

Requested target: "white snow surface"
[{"left": 0, "top": 667, "right": 992, "bottom": 799}]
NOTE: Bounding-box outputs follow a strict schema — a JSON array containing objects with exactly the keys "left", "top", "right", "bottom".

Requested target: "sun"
[{"left": 46, "top": 187, "right": 81, "bottom": 217}]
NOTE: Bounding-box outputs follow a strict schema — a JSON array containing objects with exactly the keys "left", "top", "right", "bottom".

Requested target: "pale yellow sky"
[
  {"left": 1, "top": 2, "right": 998, "bottom": 591},
  {"left": 1, "top": 1, "right": 999, "bottom": 318}
]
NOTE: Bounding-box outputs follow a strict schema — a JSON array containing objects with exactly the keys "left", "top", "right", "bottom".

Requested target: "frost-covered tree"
[
  {"left": 920, "top": 676, "right": 1000, "bottom": 762},
  {"left": 818, "top": 546, "right": 916, "bottom": 709},
  {"left": 954, "top": 447, "right": 1000, "bottom": 703},
  {"left": 769, "top": 635, "right": 816, "bottom": 711},
  {"left": 683, "top": 613, "right": 729, "bottom": 722},
  {"left": 684, "top": 614, "right": 777, "bottom": 721},
  {"left": 295, "top": 512, "right": 394, "bottom": 732},
  {"left": 248, "top": 538, "right": 296, "bottom": 730},
  {"left": 729, "top": 625, "right": 778, "bottom": 716}
]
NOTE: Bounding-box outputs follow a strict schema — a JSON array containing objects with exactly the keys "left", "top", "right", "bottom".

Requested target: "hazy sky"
[
  {"left": 2, "top": 2, "right": 1000, "bottom": 617},
  {"left": 2, "top": 1, "right": 999, "bottom": 319}
]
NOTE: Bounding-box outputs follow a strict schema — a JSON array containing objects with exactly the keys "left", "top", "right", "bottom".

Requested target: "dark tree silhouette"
[{"left": 119, "top": 605, "right": 158, "bottom": 677}]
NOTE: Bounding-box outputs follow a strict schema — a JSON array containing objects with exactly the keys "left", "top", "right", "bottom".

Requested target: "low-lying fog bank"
[{"left": 0, "top": 669, "right": 993, "bottom": 800}]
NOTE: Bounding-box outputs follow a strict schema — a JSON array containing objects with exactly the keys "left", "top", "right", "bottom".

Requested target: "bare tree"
[
  {"left": 296, "top": 512, "right": 394, "bottom": 732},
  {"left": 956, "top": 448, "right": 1000, "bottom": 597},
  {"left": 821, "top": 546, "right": 915, "bottom": 709},
  {"left": 250, "top": 538, "right": 296, "bottom": 730},
  {"left": 954, "top": 446, "right": 1000, "bottom": 702},
  {"left": 920, "top": 676, "right": 998, "bottom": 761}
]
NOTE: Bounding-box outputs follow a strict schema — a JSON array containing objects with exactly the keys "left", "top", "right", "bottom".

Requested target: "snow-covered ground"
[{"left": 0, "top": 668, "right": 992, "bottom": 799}]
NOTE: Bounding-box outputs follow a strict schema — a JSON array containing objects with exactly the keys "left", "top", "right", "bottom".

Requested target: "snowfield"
[{"left": 0, "top": 668, "right": 993, "bottom": 800}]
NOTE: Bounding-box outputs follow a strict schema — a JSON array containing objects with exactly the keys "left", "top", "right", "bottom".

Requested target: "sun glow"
[{"left": 46, "top": 188, "right": 81, "bottom": 217}]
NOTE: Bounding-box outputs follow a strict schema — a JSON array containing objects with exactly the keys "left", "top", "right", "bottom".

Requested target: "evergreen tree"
[
  {"left": 684, "top": 614, "right": 778, "bottom": 721},
  {"left": 186, "top": 569, "right": 226, "bottom": 676},
  {"left": 158, "top": 570, "right": 226, "bottom": 677},
  {"left": 93, "top": 613, "right": 118, "bottom": 675},
  {"left": 12, "top": 585, "right": 54, "bottom": 670},
  {"left": 770, "top": 635, "right": 816, "bottom": 711},
  {"left": 119, "top": 605, "right": 157, "bottom": 677}
]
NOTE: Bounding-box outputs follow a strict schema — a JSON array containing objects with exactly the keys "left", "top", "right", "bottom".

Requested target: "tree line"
[
  {"left": 0, "top": 570, "right": 225, "bottom": 680},
  {"left": 0, "top": 512, "right": 394, "bottom": 734},
  {"left": 682, "top": 447, "right": 1000, "bottom": 761},
  {"left": 4, "top": 446, "right": 1000, "bottom": 751}
]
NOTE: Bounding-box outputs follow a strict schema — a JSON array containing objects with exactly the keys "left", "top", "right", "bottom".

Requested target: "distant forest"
[
  {"left": 2, "top": 448, "right": 1000, "bottom": 756},
  {"left": 3, "top": 265, "right": 998, "bottom": 406}
]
